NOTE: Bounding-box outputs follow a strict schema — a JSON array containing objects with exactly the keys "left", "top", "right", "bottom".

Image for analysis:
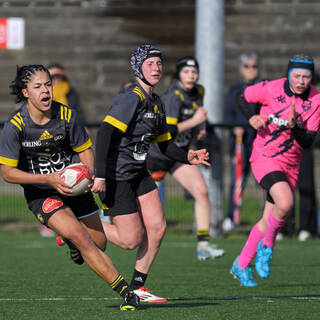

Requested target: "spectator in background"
[
  {"left": 47, "top": 63, "right": 88, "bottom": 131},
  {"left": 222, "top": 52, "right": 262, "bottom": 232}
]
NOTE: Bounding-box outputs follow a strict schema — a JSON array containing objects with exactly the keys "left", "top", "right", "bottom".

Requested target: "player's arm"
[
  {"left": 177, "top": 107, "right": 207, "bottom": 133},
  {"left": 78, "top": 148, "right": 94, "bottom": 175},
  {"left": 158, "top": 140, "right": 210, "bottom": 166},
  {"left": 91, "top": 122, "right": 114, "bottom": 193},
  {"left": 236, "top": 92, "right": 267, "bottom": 130},
  {"left": 0, "top": 164, "right": 72, "bottom": 196},
  {"left": 288, "top": 102, "right": 317, "bottom": 148}
]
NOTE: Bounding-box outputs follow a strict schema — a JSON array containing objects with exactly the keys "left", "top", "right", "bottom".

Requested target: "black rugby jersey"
[
  {"left": 0, "top": 101, "right": 92, "bottom": 190},
  {"left": 101, "top": 81, "right": 171, "bottom": 180},
  {"left": 148, "top": 81, "right": 204, "bottom": 161}
]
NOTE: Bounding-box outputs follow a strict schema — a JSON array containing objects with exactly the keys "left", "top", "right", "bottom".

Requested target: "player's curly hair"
[{"left": 9, "top": 65, "right": 51, "bottom": 103}]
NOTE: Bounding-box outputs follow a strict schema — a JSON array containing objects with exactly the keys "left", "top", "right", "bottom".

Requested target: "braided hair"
[{"left": 9, "top": 65, "right": 51, "bottom": 103}]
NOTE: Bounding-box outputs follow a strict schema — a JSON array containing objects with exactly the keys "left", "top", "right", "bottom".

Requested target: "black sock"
[
  {"left": 197, "top": 229, "right": 209, "bottom": 242},
  {"left": 130, "top": 269, "right": 148, "bottom": 290},
  {"left": 110, "top": 274, "right": 131, "bottom": 297}
]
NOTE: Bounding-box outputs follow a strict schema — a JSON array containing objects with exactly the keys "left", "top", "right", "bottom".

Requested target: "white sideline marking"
[{"left": 0, "top": 296, "right": 320, "bottom": 302}]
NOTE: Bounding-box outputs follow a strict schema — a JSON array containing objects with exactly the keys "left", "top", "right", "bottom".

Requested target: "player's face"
[
  {"left": 179, "top": 66, "right": 199, "bottom": 91},
  {"left": 289, "top": 69, "right": 312, "bottom": 95},
  {"left": 241, "top": 58, "right": 258, "bottom": 83},
  {"left": 141, "top": 57, "right": 162, "bottom": 86},
  {"left": 22, "top": 71, "right": 53, "bottom": 112}
]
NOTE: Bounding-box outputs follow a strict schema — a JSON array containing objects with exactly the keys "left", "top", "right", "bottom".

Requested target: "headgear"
[
  {"left": 130, "top": 44, "right": 163, "bottom": 86},
  {"left": 175, "top": 56, "right": 199, "bottom": 79}
]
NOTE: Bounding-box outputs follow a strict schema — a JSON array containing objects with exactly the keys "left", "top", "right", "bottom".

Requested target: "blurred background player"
[
  {"left": 0, "top": 64, "right": 139, "bottom": 310},
  {"left": 92, "top": 45, "right": 211, "bottom": 303},
  {"left": 223, "top": 52, "right": 262, "bottom": 232},
  {"left": 147, "top": 56, "right": 225, "bottom": 261},
  {"left": 230, "top": 54, "right": 320, "bottom": 287}
]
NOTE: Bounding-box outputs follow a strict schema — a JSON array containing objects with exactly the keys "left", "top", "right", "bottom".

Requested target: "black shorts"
[
  {"left": 147, "top": 156, "right": 184, "bottom": 175},
  {"left": 25, "top": 188, "right": 99, "bottom": 227},
  {"left": 99, "top": 173, "right": 157, "bottom": 217},
  {"left": 260, "top": 171, "right": 288, "bottom": 204}
]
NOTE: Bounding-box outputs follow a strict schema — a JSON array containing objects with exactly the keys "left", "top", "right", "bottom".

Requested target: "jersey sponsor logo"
[
  {"left": 54, "top": 134, "right": 64, "bottom": 142},
  {"left": 22, "top": 140, "right": 42, "bottom": 147},
  {"left": 144, "top": 112, "right": 157, "bottom": 119},
  {"left": 42, "top": 196, "right": 63, "bottom": 214},
  {"left": 33, "top": 151, "right": 71, "bottom": 174},
  {"left": 268, "top": 114, "right": 288, "bottom": 127},
  {"left": 40, "top": 130, "right": 53, "bottom": 141},
  {"left": 182, "top": 108, "right": 195, "bottom": 116}
]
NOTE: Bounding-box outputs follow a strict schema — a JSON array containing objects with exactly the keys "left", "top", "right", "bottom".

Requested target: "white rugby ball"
[{"left": 60, "top": 163, "right": 92, "bottom": 197}]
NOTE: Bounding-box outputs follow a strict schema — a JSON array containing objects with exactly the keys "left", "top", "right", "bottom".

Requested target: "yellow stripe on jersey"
[
  {"left": 132, "top": 86, "right": 146, "bottom": 101},
  {"left": 72, "top": 138, "right": 92, "bottom": 153},
  {"left": 14, "top": 113, "right": 25, "bottom": 127},
  {"left": 192, "top": 102, "right": 199, "bottom": 110},
  {"left": 166, "top": 117, "right": 178, "bottom": 125},
  {"left": 0, "top": 156, "right": 18, "bottom": 167},
  {"left": 197, "top": 84, "right": 205, "bottom": 96},
  {"left": 174, "top": 90, "right": 184, "bottom": 101},
  {"left": 10, "top": 119, "right": 22, "bottom": 131},
  {"left": 60, "top": 105, "right": 72, "bottom": 123},
  {"left": 103, "top": 115, "right": 128, "bottom": 133},
  {"left": 153, "top": 132, "right": 172, "bottom": 143}
]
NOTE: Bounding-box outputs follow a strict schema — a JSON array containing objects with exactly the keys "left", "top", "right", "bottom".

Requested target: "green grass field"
[{"left": 1, "top": 232, "right": 320, "bottom": 320}]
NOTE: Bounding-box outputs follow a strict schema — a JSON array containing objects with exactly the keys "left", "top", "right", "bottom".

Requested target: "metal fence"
[{"left": 0, "top": 124, "right": 319, "bottom": 234}]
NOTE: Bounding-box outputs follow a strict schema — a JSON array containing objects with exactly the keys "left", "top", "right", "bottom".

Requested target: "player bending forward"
[{"left": 0, "top": 65, "right": 139, "bottom": 310}]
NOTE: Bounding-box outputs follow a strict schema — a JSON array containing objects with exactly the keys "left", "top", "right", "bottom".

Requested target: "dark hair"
[{"left": 9, "top": 65, "right": 51, "bottom": 103}]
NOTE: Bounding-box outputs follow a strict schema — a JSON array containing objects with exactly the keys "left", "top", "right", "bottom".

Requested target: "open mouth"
[{"left": 41, "top": 97, "right": 50, "bottom": 102}]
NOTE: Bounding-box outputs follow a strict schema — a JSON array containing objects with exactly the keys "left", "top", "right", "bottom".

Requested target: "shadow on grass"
[{"left": 108, "top": 294, "right": 320, "bottom": 310}]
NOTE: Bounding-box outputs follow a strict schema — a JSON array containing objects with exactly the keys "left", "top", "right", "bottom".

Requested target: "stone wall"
[{"left": 0, "top": 0, "right": 320, "bottom": 122}]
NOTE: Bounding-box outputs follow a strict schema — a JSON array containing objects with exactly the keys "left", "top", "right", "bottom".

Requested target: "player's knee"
[
  {"left": 148, "top": 220, "right": 167, "bottom": 243},
  {"left": 120, "top": 231, "right": 143, "bottom": 250},
  {"left": 275, "top": 198, "right": 294, "bottom": 217},
  {"left": 192, "top": 183, "right": 208, "bottom": 201},
  {"left": 94, "top": 234, "right": 107, "bottom": 251}
]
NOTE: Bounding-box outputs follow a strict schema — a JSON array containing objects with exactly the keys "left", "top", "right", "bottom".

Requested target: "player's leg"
[
  {"left": 255, "top": 180, "right": 294, "bottom": 279},
  {"left": 79, "top": 212, "right": 107, "bottom": 251},
  {"left": 103, "top": 213, "right": 144, "bottom": 249},
  {"left": 230, "top": 200, "right": 271, "bottom": 287},
  {"left": 48, "top": 208, "right": 139, "bottom": 310},
  {"left": 172, "top": 164, "right": 224, "bottom": 260},
  {"left": 100, "top": 179, "right": 144, "bottom": 249},
  {"left": 131, "top": 187, "right": 167, "bottom": 302}
]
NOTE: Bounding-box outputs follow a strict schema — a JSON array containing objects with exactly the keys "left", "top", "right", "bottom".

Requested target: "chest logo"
[{"left": 40, "top": 130, "right": 53, "bottom": 141}]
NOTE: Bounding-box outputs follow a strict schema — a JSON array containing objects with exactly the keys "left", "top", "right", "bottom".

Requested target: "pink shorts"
[{"left": 251, "top": 158, "right": 299, "bottom": 193}]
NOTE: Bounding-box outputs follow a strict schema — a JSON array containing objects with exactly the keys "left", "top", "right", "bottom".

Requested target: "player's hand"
[
  {"left": 187, "top": 149, "right": 210, "bottom": 166},
  {"left": 197, "top": 129, "right": 206, "bottom": 140},
  {"left": 91, "top": 178, "right": 106, "bottom": 193},
  {"left": 192, "top": 107, "right": 207, "bottom": 127},
  {"left": 249, "top": 115, "right": 268, "bottom": 130},
  {"left": 47, "top": 170, "right": 73, "bottom": 196},
  {"left": 288, "top": 102, "right": 296, "bottom": 128}
]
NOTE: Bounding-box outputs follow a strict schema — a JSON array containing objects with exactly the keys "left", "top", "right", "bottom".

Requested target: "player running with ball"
[
  {"left": 230, "top": 54, "right": 320, "bottom": 287},
  {"left": 0, "top": 65, "right": 139, "bottom": 310}
]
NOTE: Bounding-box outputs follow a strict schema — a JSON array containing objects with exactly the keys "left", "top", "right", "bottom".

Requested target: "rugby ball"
[{"left": 60, "top": 163, "right": 92, "bottom": 197}]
